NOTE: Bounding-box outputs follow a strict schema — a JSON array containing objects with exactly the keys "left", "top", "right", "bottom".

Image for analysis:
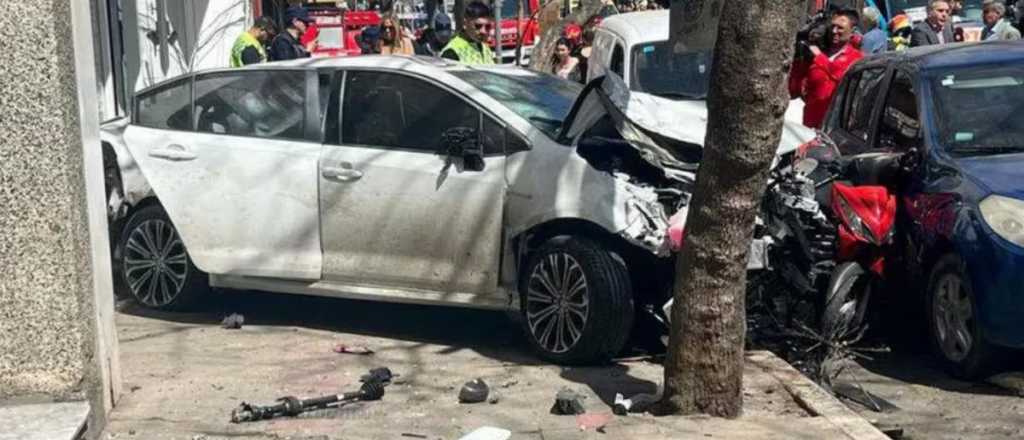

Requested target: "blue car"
[{"left": 820, "top": 41, "right": 1024, "bottom": 378}]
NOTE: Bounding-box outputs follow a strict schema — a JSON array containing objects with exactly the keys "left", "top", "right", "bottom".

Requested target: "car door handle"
[
  {"left": 149, "top": 144, "right": 197, "bottom": 161},
  {"left": 322, "top": 164, "right": 363, "bottom": 182}
]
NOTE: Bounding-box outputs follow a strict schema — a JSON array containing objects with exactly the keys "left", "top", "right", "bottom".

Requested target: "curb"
[{"left": 747, "top": 351, "right": 890, "bottom": 440}]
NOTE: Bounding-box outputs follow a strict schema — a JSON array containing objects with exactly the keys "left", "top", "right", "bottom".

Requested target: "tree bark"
[{"left": 657, "top": 0, "right": 803, "bottom": 418}]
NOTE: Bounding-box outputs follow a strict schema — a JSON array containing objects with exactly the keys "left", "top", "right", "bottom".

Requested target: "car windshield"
[
  {"left": 931, "top": 65, "right": 1024, "bottom": 156},
  {"left": 631, "top": 42, "right": 711, "bottom": 100},
  {"left": 452, "top": 69, "right": 582, "bottom": 138}
]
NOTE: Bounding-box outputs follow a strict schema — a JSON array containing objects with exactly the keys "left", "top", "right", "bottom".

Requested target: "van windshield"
[{"left": 631, "top": 42, "right": 711, "bottom": 100}]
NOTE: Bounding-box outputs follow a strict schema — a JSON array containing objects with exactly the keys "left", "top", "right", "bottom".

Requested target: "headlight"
[
  {"left": 980, "top": 195, "right": 1024, "bottom": 247},
  {"left": 836, "top": 195, "right": 876, "bottom": 244}
]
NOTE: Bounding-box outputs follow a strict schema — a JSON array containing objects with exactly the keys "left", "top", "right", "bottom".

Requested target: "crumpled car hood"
[{"left": 559, "top": 74, "right": 814, "bottom": 174}]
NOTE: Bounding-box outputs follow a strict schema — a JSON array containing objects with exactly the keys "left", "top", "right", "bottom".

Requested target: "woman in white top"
[{"left": 551, "top": 38, "right": 580, "bottom": 81}]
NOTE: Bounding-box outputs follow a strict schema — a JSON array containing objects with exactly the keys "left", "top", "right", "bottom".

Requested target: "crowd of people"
[{"left": 789, "top": 0, "right": 1020, "bottom": 128}]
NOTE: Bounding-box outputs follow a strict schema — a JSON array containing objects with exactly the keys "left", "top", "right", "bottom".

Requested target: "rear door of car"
[
  {"left": 122, "top": 69, "right": 323, "bottom": 280},
  {"left": 317, "top": 68, "right": 507, "bottom": 296},
  {"left": 824, "top": 65, "right": 891, "bottom": 155}
]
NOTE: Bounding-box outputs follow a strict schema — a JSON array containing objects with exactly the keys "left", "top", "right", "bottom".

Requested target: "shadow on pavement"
[{"left": 117, "top": 288, "right": 543, "bottom": 366}]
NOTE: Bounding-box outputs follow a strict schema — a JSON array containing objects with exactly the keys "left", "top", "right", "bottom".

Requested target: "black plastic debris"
[
  {"left": 230, "top": 367, "right": 393, "bottom": 423},
  {"left": 221, "top": 313, "right": 244, "bottom": 329},
  {"left": 551, "top": 388, "right": 586, "bottom": 415},
  {"left": 459, "top": 378, "right": 490, "bottom": 404},
  {"left": 832, "top": 382, "right": 900, "bottom": 413}
]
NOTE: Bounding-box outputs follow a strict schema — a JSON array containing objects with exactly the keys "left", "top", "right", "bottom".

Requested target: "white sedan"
[{"left": 100, "top": 55, "right": 808, "bottom": 364}]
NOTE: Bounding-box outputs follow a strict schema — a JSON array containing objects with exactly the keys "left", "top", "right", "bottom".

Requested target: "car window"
[
  {"left": 843, "top": 67, "right": 886, "bottom": 142},
  {"left": 610, "top": 44, "right": 624, "bottom": 77},
  {"left": 878, "top": 70, "right": 921, "bottom": 151},
  {"left": 631, "top": 43, "right": 710, "bottom": 99},
  {"left": 135, "top": 78, "right": 192, "bottom": 131},
  {"left": 482, "top": 114, "right": 504, "bottom": 155},
  {"left": 342, "top": 71, "right": 479, "bottom": 153},
  {"left": 193, "top": 70, "right": 306, "bottom": 141}
]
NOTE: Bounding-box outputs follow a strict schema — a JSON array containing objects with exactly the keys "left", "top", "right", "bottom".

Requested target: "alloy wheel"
[
  {"left": 932, "top": 273, "right": 974, "bottom": 362},
  {"left": 123, "top": 219, "right": 189, "bottom": 307},
  {"left": 525, "top": 253, "right": 590, "bottom": 354}
]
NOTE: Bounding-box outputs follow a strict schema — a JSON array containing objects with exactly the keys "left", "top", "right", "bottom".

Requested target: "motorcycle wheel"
[{"left": 822, "top": 262, "right": 873, "bottom": 341}]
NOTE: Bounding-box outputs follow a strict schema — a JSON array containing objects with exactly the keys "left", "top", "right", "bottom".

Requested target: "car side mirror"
[{"left": 440, "top": 127, "right": 485, "bottom": 172}]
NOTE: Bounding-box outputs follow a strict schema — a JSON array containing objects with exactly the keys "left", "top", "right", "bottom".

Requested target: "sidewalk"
[{"left": 103, "top": 294, "right": 886, "bottom": 439}]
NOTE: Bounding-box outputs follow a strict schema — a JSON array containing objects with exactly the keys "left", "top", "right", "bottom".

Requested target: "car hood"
[
  {"left": 956, "top": 153, "right": 1024, "bottom": 200},
  {"left": 559, "top": 74, "right": 814, "bottom": 175}
]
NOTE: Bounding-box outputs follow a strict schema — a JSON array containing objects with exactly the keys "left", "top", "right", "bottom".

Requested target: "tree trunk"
[{"left": 657, "top": 0, "right": 803, "bottom": 418}]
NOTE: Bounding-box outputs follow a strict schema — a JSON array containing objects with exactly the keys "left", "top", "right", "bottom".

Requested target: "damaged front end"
[{"left": 559, "top": 74, "right": 699, "bottom": 257}]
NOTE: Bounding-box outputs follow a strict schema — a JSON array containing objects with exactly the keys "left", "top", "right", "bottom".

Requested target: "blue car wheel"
[{"left": 925, "top": 254, "right": 997, "bottom": 379}]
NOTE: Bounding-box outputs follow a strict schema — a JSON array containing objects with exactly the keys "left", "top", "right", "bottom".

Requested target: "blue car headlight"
[{"left": 980, "top": 195, "right": 1024, "bottom": 247}]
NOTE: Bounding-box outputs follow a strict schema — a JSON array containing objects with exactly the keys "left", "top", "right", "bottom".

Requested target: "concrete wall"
[{"left": 0, "top": 0, "right": 120, "bottom": 434}]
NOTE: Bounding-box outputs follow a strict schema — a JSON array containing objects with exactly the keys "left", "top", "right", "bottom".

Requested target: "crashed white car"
[{"left": 101, "top": 55, "right": 811, "bottom": 364}]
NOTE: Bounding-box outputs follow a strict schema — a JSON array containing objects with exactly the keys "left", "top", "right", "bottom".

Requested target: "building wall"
[{"left": 0, "top": 0, "right": 118, "bottom": 419}]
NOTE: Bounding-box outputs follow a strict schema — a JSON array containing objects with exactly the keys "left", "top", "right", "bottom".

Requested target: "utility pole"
[{"left": 494, "top": 0, "right": 503, "bottom": 63}]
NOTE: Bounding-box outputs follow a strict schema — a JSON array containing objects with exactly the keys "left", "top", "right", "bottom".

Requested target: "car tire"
[
  {"left": 822, "top": 262, "right": 872, "bottom": 341},
  {"left": 925, "top": 254, "right": 996, "bottom": 379},
  {"left": 519, "top": 236, "right": 634, "bottom": 365},
  {"left": 117, "top": 205, "right": 207, "bottom": 311}
]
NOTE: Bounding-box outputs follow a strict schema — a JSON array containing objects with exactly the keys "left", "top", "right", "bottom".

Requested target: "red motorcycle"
[{"left": 761, "top": 137, "right": 905, "bottom": 339}]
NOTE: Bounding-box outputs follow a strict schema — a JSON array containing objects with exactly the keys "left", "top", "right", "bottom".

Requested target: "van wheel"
[
  {"left": 118, "top": 205, "right": 207, "bottom": 311},
  {"left": 520, "top": 236, "right": 634, "bottom": 365},
  {"left": 926, "top": 254, "right": 996, "bottom": 379}
]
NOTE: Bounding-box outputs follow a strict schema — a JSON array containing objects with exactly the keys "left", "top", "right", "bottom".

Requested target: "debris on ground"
[
  {"left": 551, "top": 388, "right": 587, "bottom": 415},
  {"left": 987, "top": 372, "right": 1024, "bottom": 397},
  {"left": 332, "top": 344, "right": 375, "bottom": 355},
  {"left": 458, "top": 378, "right": 490, "bottom": 404},
  {"left": 832, "top": 382, "right": 900, "bottom": 413},
  {"left": 500, "top": 380, "right": 518, "bottom": 389},
  {"left": 221, "top": 313, "right": 245, "bottom": 329},
  {"left": 360, "top": 367, "right": 397, "bottom": 385},
  {"left": 612, "top": 392, "right": 660, "bottom": 415},
  {"left": 400, "top": 434, "right": 428, "bottom": 439},
  {"left": 576, "top": 412, "right": 612, "bottom": 431},
  {"left": 458, "top": 426, "right": 512, "bottom": 440},
  {"left": 231, "top": 368, "right": 391, "bottom": 423}
]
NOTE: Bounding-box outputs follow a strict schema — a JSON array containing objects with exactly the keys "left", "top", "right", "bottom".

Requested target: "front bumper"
[{"left": 961, "top": 221, "right": 1024, "bottom": 348}]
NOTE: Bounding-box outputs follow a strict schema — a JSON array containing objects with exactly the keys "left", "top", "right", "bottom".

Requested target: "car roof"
[
  {"left": 860, "top": 40, "right": 1024, "bottom": 73},
  {"left": 598, "top": 10, "right": 668, "bottom": 46}
]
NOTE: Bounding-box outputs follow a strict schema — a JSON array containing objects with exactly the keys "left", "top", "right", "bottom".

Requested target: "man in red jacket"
[{"left": 789, "top": 9, "right": 864, "bottom": 128}]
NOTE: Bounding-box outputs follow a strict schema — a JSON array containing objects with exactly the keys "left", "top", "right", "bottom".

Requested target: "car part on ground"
[
  {"left": 230, "top": 378, "right": 386, "bottom": 423},
  {"left": 520, "top": 236, "right": 634, "bottom": 364},
  {"left": 118, "top": 205, "right": 207, "bottom": 311}
]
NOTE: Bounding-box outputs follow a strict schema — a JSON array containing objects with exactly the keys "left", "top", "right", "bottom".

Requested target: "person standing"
[
  {"left": 860, "top": 7, "right": 887, "bottom": 54},
  {"left": 440, "top": 1, "right": 496, "bottom": 65},
  {"left": 981, "top": 1, "right": 1021, "bottom": 40},
  {"left": 911, "top": 0, "right": 955, "bottom": 46},
  {"left": 380, "top": 16, "right": 416, "bottom": 55},
  {"left": 551, "top": 38, "right": 580, "bottom": 80},
  {"left": 416, "top": 13, "right": 454, "bottom": 57},
  {"left": 229, "top": 17, "right": 276, "bottom": 67},
  {"left": 789, "top": 9, "right": 864, "bottom": 129},
  {"left": 270, "top": 6, "right": 315, "bottom": 61}
]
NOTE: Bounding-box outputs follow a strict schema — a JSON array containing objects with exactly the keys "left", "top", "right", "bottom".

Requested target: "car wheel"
[
  {"left": 520, "top": 236, "right": 634, "bottom": 364},
  {"left": 118, "top": 205, "right": 207, "bottom": 311},
  {"left": 925, "top": 254, "right": 995, "bottom": 379},
  {"left": 822, "top": 262, "right": 872, "bottom": 341}
]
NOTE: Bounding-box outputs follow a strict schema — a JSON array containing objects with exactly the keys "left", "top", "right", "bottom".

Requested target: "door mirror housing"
[{"left": 440, "top": 127, "right": 485, "bottom": 172}]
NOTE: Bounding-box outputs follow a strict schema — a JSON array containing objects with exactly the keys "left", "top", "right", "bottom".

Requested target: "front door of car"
[
  {"left": 825, "top": 66, "right": 889, "bottom": 155},
  {"left": 122, "top": 70, "right": 323, "bottom": 280},
  {"left": 318, "top": 70, "right": 506, "bottom": 295}
]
